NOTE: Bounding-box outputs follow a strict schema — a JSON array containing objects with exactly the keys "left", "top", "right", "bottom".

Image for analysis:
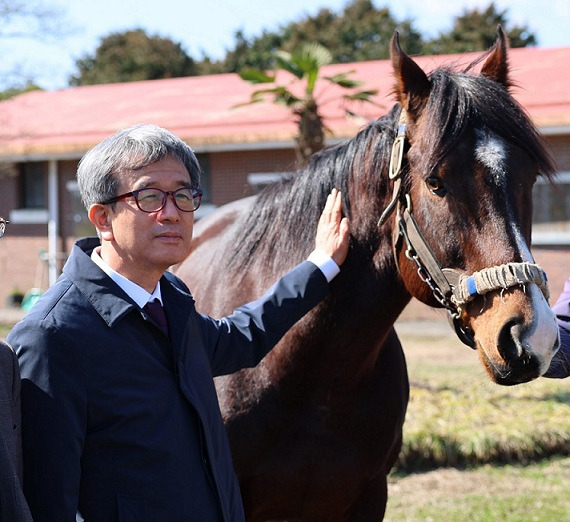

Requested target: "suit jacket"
[
  {"left": 545, "top": 277, "right": 570, "bottom": 378},
  {"left": 7, "top": 237, "right": 329, "bottom": 522},
  {"left": 0, "top": 341, "right": 33, "bottom": 521}
]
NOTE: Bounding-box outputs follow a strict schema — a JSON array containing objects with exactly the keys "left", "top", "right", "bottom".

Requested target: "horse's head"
[{"left": 384, "top": 28, "right": 559, "bottom": 385}]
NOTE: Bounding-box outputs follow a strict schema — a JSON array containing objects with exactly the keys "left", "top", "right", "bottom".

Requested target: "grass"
[
  {"left": 385, "top": 327, "right": 570, "bottom": 520},
  {"left": 385, "top": 457, "right": 570, "bottom": 521},
  {"left": 0, "top": 324, "right": 10, "bottom": 339},
  {"left": 396, "top": 331, "right": 569, "bottom": 471}
]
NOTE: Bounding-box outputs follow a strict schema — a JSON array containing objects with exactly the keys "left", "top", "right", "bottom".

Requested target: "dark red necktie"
[{"left": 144, "top": 299, "right": 169, "bottom": 338}]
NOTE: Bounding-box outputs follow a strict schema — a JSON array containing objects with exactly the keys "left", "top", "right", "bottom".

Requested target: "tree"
[
  {"left": 0, "top": 0, "right": 67, "bottom": 94},
  {"left": 284, "top": 0, "right": 423, "bottom": 63},
  {"left": 219, "top": 29, "right": 285, "bottom": 74},
  {"left": 69, "top": 29, "right": 197, "bottom": 86},
  {"left": 423, "top": 2, "right": 536, "bottom": 54},
  {"left": 200, "top": 0, "right": 421, "bottom": 74},
  {"left": 238, "top": 43, "right": 377, "bottom": 163},
  {"left": 0, "top": 80, "right": 40, "bottom": 101}
]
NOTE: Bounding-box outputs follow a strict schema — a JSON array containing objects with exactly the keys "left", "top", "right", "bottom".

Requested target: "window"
[
  {"left": 195, "top": 153, "right": 210, "bottom": 202},
  {"left": 9, "top": 162, "right": 48, "bottom": 224},
  {"left": 247, "top": 172, "right": 289, "bottom": 193},
  {"left": 532, "top": 171, "right": 570, "bottom": 245},
  {"left": 194, "top": 153, "right": 216, "bottom": 220},
  {"left": 66, "top": 180, "right": 95, "bottom": 237},
  {"left": 20, "top": 162, "right": 46, "bottom": 208}
]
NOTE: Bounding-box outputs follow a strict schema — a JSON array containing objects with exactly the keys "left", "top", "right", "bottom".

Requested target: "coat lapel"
[{"left": 160, "top": 275, "right": 196, "bottom": 367}]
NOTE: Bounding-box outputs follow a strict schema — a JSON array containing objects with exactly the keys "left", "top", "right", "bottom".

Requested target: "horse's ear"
[
  {"left": 480, "top": 25, "right": 510, "bottom": 87},
  {"left": 390, "top": 31, "right": 431, "bottom": 118}
]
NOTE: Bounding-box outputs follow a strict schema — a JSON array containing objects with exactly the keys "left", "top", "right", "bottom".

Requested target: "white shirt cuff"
[{"left": 307, "top": 249, "right": 340, "bottom": 283}]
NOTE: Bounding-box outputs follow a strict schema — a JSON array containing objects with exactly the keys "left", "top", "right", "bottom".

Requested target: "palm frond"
[
  {"left": 275, "top": 51, "right": 304, "bottom": 79},
  {"left": 343, "top": 89, "right": 378, "bottom": 102},
  {"left": 295, "top": 43, "right": 333, "bottom": 70},
  {"left": 324, "top": 71, "right": 364, "bottom": 89},
  {"left": 248, "top": 86, "right": 302, "bottom": 107},
  {"left": 239, "top": 68, "right": 275, "bottom": 84}
]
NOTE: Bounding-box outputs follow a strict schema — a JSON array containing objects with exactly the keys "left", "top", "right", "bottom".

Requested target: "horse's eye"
[{"left": 426, "top": 177, "right": 446, "bottom": 196}]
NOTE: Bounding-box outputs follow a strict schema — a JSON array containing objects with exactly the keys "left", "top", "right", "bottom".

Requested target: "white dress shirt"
[{"left": 91, "top": 247, "right": 339, "bottom": 307}]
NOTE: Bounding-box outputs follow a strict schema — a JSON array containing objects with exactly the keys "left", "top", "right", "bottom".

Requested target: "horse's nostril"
[{"left": 497, "top": 319, "right": 525, "bottom": 362}]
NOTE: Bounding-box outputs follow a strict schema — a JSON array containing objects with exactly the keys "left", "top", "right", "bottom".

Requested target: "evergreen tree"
[
  {"left": 423, "top": 2, "right": 536, "bottom": 54},
  {"left": 201, "top": 0, "right": 420, "bottom": 74},
  {"left": 70, "top": 29, "right": 197, "bottom": 86}
]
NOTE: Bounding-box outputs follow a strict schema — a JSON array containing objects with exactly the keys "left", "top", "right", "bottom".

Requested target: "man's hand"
[{"left": 315, "top": 188, "right": 350, "bottom": 267}]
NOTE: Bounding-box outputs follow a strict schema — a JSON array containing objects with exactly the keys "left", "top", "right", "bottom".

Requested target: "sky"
[{"left": 2, "top": 0, "right": 569, "bottom": 91}]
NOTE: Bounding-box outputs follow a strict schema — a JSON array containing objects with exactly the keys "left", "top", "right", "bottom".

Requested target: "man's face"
[{"left": 95, "top": 155, "right": 196, "bottom": 287}]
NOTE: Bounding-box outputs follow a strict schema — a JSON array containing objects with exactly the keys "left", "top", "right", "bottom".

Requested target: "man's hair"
[{"left": 77, "top": 124, "right": 202, "bottom": 210}]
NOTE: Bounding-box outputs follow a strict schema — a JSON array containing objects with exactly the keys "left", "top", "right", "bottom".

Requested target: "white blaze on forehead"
[
  {"left": 475, "top": 129, "right": 534, "bottom": 263},
  {"left": 476, "top": 128, "right": 534, "bottom": 263},
  {"left": 473, "top": 132, "right": 557, "bottom": 374},
  {"left": 475, "top": 129, "right": 507, "bottom": 183}
]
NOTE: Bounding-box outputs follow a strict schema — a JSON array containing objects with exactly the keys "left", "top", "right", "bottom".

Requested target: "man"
[
  {"left": 545, "top": 277, "right": 570, "bottom": 378},
  {"left": 7, "top": 124, "right": 350, "bottom": 521},
  {"left": 0, "top": 217, "right": 33, "bottom": 521}
]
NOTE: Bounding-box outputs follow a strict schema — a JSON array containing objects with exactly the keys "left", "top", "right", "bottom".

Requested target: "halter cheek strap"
[
  {"left": 379, "top": 108, "right": 551, "bottom": 349},
  {"left": 377, "top": 120, "right": 407, "bottom": 227}
]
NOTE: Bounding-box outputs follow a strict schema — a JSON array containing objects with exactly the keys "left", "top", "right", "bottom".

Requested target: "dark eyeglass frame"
[
  {"left": 102, "top": 187, "right": 203, "bottom": 213},
  {"left": 0, "top": 218, "right": 8, "bottom": 238}
]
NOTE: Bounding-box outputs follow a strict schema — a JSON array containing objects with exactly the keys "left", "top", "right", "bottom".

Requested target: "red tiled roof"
[{"left": 0, "top": 45, "right": 568, "bottom": 158}]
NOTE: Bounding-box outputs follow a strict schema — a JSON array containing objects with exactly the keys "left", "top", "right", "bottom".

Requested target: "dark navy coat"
[
  {"left": 0, "top": 341, "right": 33, "bottom": 521},
  {"left": 7, "top": 237, "right": 329, "bottom": 521}
]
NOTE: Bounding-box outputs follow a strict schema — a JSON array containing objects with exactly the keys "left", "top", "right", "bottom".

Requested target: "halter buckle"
[{"left": 388, "top": 124, "right": 406, "bottom": 180}]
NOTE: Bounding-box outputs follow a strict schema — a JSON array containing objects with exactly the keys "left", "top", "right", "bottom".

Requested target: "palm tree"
[{"left": 237, "top": 43, "right": 378, "bottom": 164}]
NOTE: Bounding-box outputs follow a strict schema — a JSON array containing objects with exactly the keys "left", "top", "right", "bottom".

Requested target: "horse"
[{"left": 173, "top": 28, "right": 560, "bottom": 520}]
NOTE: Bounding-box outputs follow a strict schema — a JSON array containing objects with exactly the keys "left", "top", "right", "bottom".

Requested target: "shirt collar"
[{"left": 91, "top": 247, "right": 162, "bottom": 308}]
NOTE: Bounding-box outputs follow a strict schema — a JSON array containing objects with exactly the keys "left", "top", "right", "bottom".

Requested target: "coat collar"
[{"left": 64, "top": 237, "right": 194, "bottom": 334}]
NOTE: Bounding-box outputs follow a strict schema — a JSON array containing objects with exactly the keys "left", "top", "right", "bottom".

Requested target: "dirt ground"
[{"left": 385, "top": 458, "right": 570, "bottom": 520}]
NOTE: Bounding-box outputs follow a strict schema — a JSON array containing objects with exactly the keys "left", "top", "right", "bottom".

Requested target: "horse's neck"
[{"left": 271, "top": 248, "right": 411, "bottom": 383}]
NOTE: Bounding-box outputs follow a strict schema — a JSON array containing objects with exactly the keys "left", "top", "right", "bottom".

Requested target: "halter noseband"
[{"left": 378, "top": 109, "right": 550, "bottom": 349}]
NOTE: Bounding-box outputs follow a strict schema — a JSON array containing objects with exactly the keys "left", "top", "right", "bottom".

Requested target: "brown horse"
[{"left": 173, "top": 29, "right": 560, "bottom": 520}]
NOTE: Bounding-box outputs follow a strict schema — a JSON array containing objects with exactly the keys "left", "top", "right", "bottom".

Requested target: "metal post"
[{"left": 47, "top": 159, "right": 59, "bottom": 286}]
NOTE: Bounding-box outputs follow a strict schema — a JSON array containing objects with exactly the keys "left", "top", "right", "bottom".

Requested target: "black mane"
[
  {"left": 227, "top": 62, "right": 555, "bottom": 271},
  {"left": 227, "top": 106, "right": 399, "bottom": 270}
]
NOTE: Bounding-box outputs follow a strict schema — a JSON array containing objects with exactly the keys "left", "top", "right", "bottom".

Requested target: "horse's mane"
[
  {"left": 226, "top": 60, "right": 555, "bottom": 272},
  {"left": 226, "top": 107, "right": 399, "bottom": 271},
  {"left": 419, "top": 64, "right": 555, "bottom": 179}
]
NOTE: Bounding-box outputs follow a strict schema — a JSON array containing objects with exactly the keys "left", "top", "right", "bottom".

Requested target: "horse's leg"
[
  {"left": 343, "top": 330, "right": 409, "bottom": 522},
  {"left": 344, "top": 472, "right": 390, "bottom": 521}
]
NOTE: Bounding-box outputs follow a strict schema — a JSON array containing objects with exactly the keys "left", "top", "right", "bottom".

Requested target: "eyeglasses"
[
  {"left": 0, "top": 218, "right": 8, "bottom": 238},
  {"left": 102, "top": 187, "right": 203, "bottom": 213}
]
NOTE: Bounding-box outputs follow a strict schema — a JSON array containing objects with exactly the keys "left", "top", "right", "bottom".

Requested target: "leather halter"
[{"left": 378, "top": 109, "right": 550, "bottom": 349}]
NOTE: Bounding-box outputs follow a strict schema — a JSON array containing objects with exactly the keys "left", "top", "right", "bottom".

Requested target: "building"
[{"left": 0, "top": 45, "right": 569, "bottom": 308}]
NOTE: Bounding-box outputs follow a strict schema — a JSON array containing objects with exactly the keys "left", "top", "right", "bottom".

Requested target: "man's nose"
[{"left": 157, "top": 194, "right": 181, "bottom": 219}]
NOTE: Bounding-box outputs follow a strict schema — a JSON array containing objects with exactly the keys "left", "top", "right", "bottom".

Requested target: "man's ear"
[{"left": 88, "top": 204, "right": 114, "bottom": 241}]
